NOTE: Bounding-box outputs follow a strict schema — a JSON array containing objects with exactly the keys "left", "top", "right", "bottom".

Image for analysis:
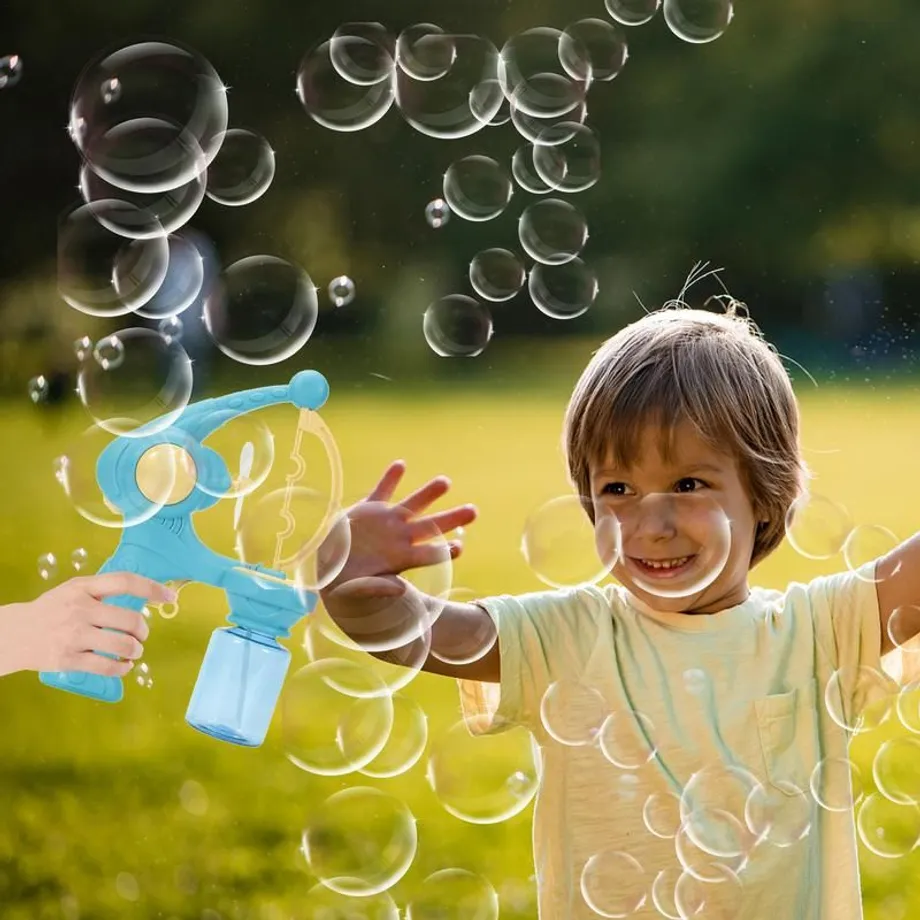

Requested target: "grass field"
[{"left": 1, "top": 363, "right": 919, "bottom": 919}]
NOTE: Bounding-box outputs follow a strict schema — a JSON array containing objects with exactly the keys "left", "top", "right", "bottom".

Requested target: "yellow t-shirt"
[{"left": 459, "top": 564, "right": 892, "bottom": 920}]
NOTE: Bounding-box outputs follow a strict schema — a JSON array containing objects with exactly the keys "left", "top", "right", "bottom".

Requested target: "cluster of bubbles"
[
  {"left": 37, "top": 547, "right": 90, "bottom": 582},
  {"left": 0, "top": 54, "right": 22, "bottom": 89}
]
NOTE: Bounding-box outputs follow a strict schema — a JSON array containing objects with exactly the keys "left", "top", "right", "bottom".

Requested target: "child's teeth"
[{"left": 642, "top": 556, "right": 690, "bottom": 570}]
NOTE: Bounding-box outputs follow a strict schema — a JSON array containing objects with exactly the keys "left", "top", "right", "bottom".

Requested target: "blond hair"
[{"left": 563, "top": 299, "right": 810, "bottom": 567}]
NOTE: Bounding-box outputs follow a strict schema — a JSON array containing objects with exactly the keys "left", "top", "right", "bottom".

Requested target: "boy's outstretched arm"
[
  {"left": 877, "top": 532, "right": 920, "bottom": 655},
  {"left": 319, "top": 460, "right": 500, "bottom": 684}
]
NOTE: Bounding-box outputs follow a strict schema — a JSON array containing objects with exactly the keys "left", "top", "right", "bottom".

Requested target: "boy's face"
[{"left": 589, "top": 420, "right": 760, "bottom": 614}]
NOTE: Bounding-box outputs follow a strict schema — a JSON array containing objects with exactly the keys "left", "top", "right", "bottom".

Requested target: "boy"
[{"left": 322, "top": 301, "right": 919, "bottom": 919}]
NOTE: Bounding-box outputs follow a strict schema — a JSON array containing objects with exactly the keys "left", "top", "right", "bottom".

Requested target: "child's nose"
[{"left": 632, "top": 494, "right": 678, "bottom": 540}]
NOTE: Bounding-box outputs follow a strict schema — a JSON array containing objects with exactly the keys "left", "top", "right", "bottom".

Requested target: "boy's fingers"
[
  {"left": 70, "top": 651, "right": 134, "bottom": 678},
  {"left": 408, "top": 504, "right": 477, "bottom": 541},
  {"left": 91, "top": 605, "right": 150, "bottom": 642},
  {"left": 327, "top": 575, "right": 406, "bottom": 601},
  {"left": 367, "top": 461, "right": 406, "bottom": 502},
  {"left": 399, "top": 476, "right": 451, "bottom": 515},
  {"left": 409, "top": 541, "right": 454, "bottom": 569},
  {"left": 80, "top": 573, "right": 175, "bottom": 603}
]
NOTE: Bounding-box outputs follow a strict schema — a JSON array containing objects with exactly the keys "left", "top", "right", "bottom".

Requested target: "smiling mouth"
[{"left": 628, "top": 555, "right": 697, "bottom": 578}]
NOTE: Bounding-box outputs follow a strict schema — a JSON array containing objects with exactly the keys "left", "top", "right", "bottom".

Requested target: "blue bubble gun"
[{"left": 39, "top": 370, "right": 342, "bottom": 748}]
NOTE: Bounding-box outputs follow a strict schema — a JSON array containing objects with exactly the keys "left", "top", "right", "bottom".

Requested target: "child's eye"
[
  {"left": 675, "top": 477, "right": 706, "bottom": 493},
  {"left": 601, "top": 482, "right": 630, "bottom": 496}
]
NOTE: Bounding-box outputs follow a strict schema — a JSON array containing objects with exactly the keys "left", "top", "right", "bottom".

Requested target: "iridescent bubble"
[
  {"left": 301, "top": 787, "right": 418, "bottom": 896},
  {"left": 510, "top": 98, "right": 587, "bottom": 146},
  {"left": 498, "top": 28, "right": 590, "bottom": 120},
  {"left": 643, "top": 792, "right": 682, "bottom": 839},
  {"left": 205, "top": 128, "right": 276, "bottom": 206},
  {"left": 561, "top": 19, "right": 629, "bottom": 82},
  {"left": 396, "top": 24, "right": 457, "bottom": 81},
  {"left": 28, "top": 375, "right": 49, "bottom": 404},
  {"left": 71, "top": 548, "right": 89, "bottom": 571},
  {"left": 597, "top": 709, "right": 657, "bottom": 770},
  {"left": 423, "top": 295, "right": 493, "bottom": 358},
  {"left": 605, "top": 0, "right": 662, "bottom": 26},
  {"left": 78, "top": 161, "right": 206, "bottom": 240},
  {"left": 329, "top": 22, "right": 396, "bottom": 86},
  {"left": 675, "top": 864, "right": 743, "bottom": 918},
  {"left": 533, "top": 123, "right": 602, "bottom": 193},
  {"left": 824, "top": 664, "right": 895, "bottom": 735},
  {"left": 0, "top": 54, "right": 23, "bottom": 89},
  {"left": 426, "top": 716, "right": 540, "bottom": 824},
  {"left": 663, "top": 0, "right": 734, "bottom": 43},
  {"left": 469, "top": 248, "right": 525, "bottom": 302},
  {"left": 134, "top": 232, "right": 206, "bottom": 320},
  {"left": 680, "top": 762, "right": 762, "bottom": 853},
  {"left": 539, "top": 679, "right": 608, "bottom": 746},
  {"left": 873, "top": 737, "right": 920, "bottom": 806},
  {"left": 78, "top": 328, "right": 193, "bottom": 437},
  {"left": 785, "top": 492, "right": 853, "bottom": 560},
  {"left": 529, "top": 259, "right": 599, "bottom": 320},
  {"left": 69, "top": 41, "right": 228, "bottom": 192},
  {"left": 511, "top": 145, "right": 552, "bottom": 194},
  {"left": 651, "top": 866, "right": 682, "bottom": 920},
  {"left": 843, "top": 524, "right": 899, "bottom": 582},
  {"left": 406, "top": 869, "right": 499, "bottom": 920},
  {"left": 580, "top": 851, "right": 646, "bottom": 918},
  {"left": 521, "top": 494, "right": 619, "bottom": 587},
  {"left": 856, "top": 792, "right": 920, "bottom": 859},
  {"left": 810, "top": 756, "right": 864, "bottom": 812},
  {"left": 329, "top": 275, "right": 356, "bottom": 307},
  {"left": 395, "top": 34, "right": 503, "bottom": 139},
  {"left": 302, "top": 884, "right": 400, "bottom": 920},
  {"left": 58, "top": 201, "right": 169, "bottom": 317},
  {"left": 358, "top": 693, "right": 429, "bottom": 779},
  {"left": 443, "top": 155, "right": 513, "bottom": 222},
  {"left": 744, "top": 780, "right": 813, "bottom": 847},
  {"left": 282, "top": 659, "right": 394, "bottom": 776},
  {"left": 888, "top": 605, "right": 920, "bottom": 664},
  {"left": 158, "top": 315, "right": 183, "bottom": 343},
  {"left": 425, "top": 198, "right": 451, "bottom": 228},
  {"left": 430, "top": 587, "right": 498, "bottom": 667},
  {"left": 518, "top": 198, "right": 588, "bottom": 265},
  {"left": 204, "top": 255, "right": 319, "bottom": 366},
  {"left": 38, "top": 553, "right": 58, "bottom": 582},
  {"left": 296, "top": 39, "right": 394, "bottom": 132},
  {"left": 73, "top": 336, "right": 94, "bottom": 362}
]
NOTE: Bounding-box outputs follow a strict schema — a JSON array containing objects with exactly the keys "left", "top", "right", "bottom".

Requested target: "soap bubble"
[
  {"left": 158, "top": 316, "right": 183, "bottom": 343},
  {"left": 197, "top": 413, "right": 275, "bottom": 501},
  {"left": 328, "top": 275, "right": 356, "bottom": 307},
  {"left": 532, "top": 123, "right": 602, "bottom": 193},
  {"left": 358, "top": 693, "right": 429, "bottom": 779},
  {"left": 28, "top": 375, "right": 49, "bottom": 404},
  {"left": 78, "top": 161, "right": 205, "bottom": 240},
  {"left": 580, "top": 851, "right": 647, "bottom": 918},
  {"left": 643, "top": 792, "right": 682, "bottom": 839},
  {"left": 58, "top": 201, "right": 169, "bottom": 317},
  {"left": 744, "top": 780, "right": 813, "bottom": 847},
  {"left": 282, "top": 659, "right": 394, "bottom": 776},
  {"left": 69, "top": 40, "right": 227, "bottom": 192},
  {"left": 71, "top": 548, "right": 89, "bottom": 572},
  {"left": 134, "top": 232, "right": 206, "bottom": 320},
  {"left": 810, "top": 756, "right": 864, "bottom": 812},
  {"left": 521, "top": 494, "right": 619, "bottom": 588},
  {"left": 887, "top": 605, "right": 920, "bottom": 660},
  {"left": 824, "top": 664, "right": 894, "bottom": 735},
  {"left": 178, "top": 779, "right": 208, "bottom": 816},
  {"left": 785, "top": 492, "right": 852, "bottom": 560},
  {"left": 443, "top": 155, "right": 513, "bottom": 222},
  {"left": 598, "top": 709, "right": 658, "bottom": 770},
  {"left": 395, "top": 34, "right": 503, "bottom": 139},
  {"left": 396, "top": 24, "right": 456, "bottom": 81},
  {"left": 301, "top": 787, "right": 418, "bottom": 896},
  {"left": 427, "top": 716, "right": 541, "bottom": 824},
  {"left": 206, "top": 129, "right": 276, "bottom": 206},
  {"left": 406, "top": 869, "right": 499, "bottom": 920},
  {"left": 115, "top": 873, "right": 140, "bottom": 902},
  {"left": 561, "top": 19, "right": 629, "bottom": 82},
  {"left": 498, "top": 28, "right": 590, "bottom": 120},
  {"left": 0, "top": 54, "right": 23, "bottom": 89},
  {"left": 540, "top": 679, "right": 608, "bottom": 746},
  {"left": 77, "top": 328, "right": 193, "bottom": 437},
  {"left": 518, "top": 198, "right": 588, "bottom": 265},
  {"left": 330, "top": 22, "right": 396, "bottom": 86},
  {"left": 100, "top": 76, "right": 121, "bottom": 104},
  {"left": 135, "top": 660, "right": 154, "bottom": 689},
  {"left": 663, "top": 0, "right": 734, "bottom": 43},
  {"left": 469, "top": 249, "right": 526, "bottom": 302},
  {"left": 873, "top": 737, "right": 920, "bottom": 806},
  {"left": 856, "top": 792, "right": 920, "bottom": 859},
  {"left": 38, "top": 553, "right": 58, "bottom": 582},
  {"left": 843, "top": 524, "right": 899, "bottom": 581},
  {"left": 425, "top": 198, "right": 451, "bottom": 228},
  {"left": 297, "top": 39, "right": 394, "bottom": 132},
  {"left": 614, "top": 493, "right": 733, "bottom": 599},
  {"left": 511, "top": 145, "right": 552, "bottom": 194},
  {"left": 675, "top": 864, "right": 744, "bottom": 918},
  {"left": 605, "top": 0, "right": 661, "bottom": 26},
  {"left": 428, "top": 587, "right": 497, "bottom": 667},
  {"left": 510, "top": 98, "right": 587, "bottom": 146},
  {"left": 302, "top": 885, "right": 400, "bottom": 920},
  {"left": 204, "top": 255, "right": 319, "bottom": 366},
  {"left": 423, "top": 295, "right": 493, "bottom": 358},
  {"left": 529, "top": 258, "right": 598, "bottom": 320},
  {"left": 73, "top": 337, "right": 94, "bottom": 362}
]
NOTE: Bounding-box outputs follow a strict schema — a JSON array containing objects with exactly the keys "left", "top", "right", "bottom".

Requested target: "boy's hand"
[
  {"left": 0, "top": 574, "right": 175, "bottom": 678},
  {"left": 325, "top": 460, "right": 477, "bottom": 591}
]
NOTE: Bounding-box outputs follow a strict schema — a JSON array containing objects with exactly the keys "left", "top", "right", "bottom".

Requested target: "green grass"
[{"left": 0, "top": 378, "right": 919, "bottom": 919}]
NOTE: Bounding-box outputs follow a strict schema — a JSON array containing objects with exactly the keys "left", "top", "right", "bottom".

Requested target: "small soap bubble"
[
  {"left": 73, "top": 336, "right": 93, "bottom": 362},
  {"left": 422, "top": 294, "right": 493, "bottom": 358},
  {"left": 100, "top": 76, "right": 121, "bottom": 104},
  {"left": 425, "top": 197, "right": 451, "bottom": 228},
  {"left": 93, "top": 334, "right": 126, "bottom": 371},
  {"left": 38, "top": 553, "right": 58, "bottom": 582},
  {"left": 469, "top": 248, "right": 526, "bottom": 302},
  {"left": 115, "top": 872, "right": 140, "bottom": 902},
  {"left": 443, "top": 155, "right": 513, "bottom": 222},
  {"left": 406, "top": 869, "right": 499, "bottom": 920},
  {"left": 0, "top": 54, "right": 23, "bottom": 89},
  {"left": 683, "top": 668, "right": 708, "bottom": 695},
  {"left": 328, "top": 275, "right": 356, "bottom": 307},
  {"left": 605, "top": 0, "right": 661, "bottom": 26},
  {"left": 518, "top": 198, "right": 588, "bottom": 265},
  {"left": 179, "top": 779, "right": 210, "bottom": 816},
  {"left": 664, "top": 0, "right": 734, "bottom": 43},
  {"left": 158, "top": 315, "right": 184, "bottom": 343},
  {"left": 28, "top": 375, "right": 49, "bottom": 404},
  {"left": 205, "top": 128, "right": 276, "bottom": 207},
  {"left": 529, "top": 258, "right": 599, "bottom": 320},
  {"left": 71, "top": 548, "right": 89, "bottom": 571},
  {"left": 580, "top": 851, "right": 647, "bottom": 918}
]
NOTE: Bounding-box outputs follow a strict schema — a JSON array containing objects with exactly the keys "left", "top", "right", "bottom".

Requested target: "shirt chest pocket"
[{"left": 753, "top": 679, "right": 819, "bottom": 794}]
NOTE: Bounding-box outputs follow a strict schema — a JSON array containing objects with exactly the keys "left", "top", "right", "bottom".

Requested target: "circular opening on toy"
[{"left": 136, "top": 444, "right": 198, "bottom": 505}]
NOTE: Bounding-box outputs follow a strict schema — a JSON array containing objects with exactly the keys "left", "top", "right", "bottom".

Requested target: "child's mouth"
[{"left": 628, "top": 554, "right": 697, "bottom": 579}]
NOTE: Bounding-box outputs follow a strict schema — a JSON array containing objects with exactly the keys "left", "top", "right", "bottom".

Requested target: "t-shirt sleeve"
[
  {"left": 806, "top": 560, "right": 897, "bottom": 728},
  {"left": 457, "top": 587, "right": 604, "bottom": 738}
]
